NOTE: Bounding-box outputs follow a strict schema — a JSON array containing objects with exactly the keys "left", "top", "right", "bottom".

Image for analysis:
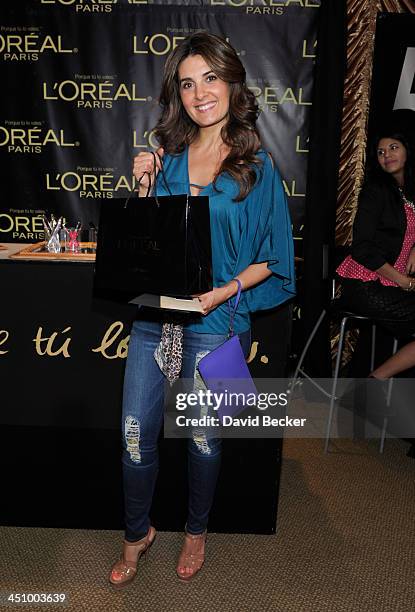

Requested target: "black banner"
[
  {"left": 369, "top": 13, "right": 415, "bottom": 142},
  {"left": 1, "top": 2, "right": 321, "bottom": 535},
  {"left": 1, "top": 0, "right": 319, "bottom": 250},
  {"left": 0, "top": 0, "right": 320, "bottom": 397}
]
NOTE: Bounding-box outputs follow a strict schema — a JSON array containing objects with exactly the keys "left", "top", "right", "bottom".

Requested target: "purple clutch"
[{"left": 197, "top": 279, "right": 257, "bottom": 422}]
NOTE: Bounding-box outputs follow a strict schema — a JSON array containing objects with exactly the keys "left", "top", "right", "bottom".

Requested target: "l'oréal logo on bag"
[{"left": 132, "top": 237, "right": 161, "bottom": 255}]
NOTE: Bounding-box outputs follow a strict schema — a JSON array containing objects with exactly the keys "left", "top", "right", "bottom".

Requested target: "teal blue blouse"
[{"left": 156, "top": 147, "right": 295, "bottom": 334}]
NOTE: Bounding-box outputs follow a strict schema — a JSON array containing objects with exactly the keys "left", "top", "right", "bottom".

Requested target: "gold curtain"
[
  {"left": 336, "top": 0, "right": 414, "bottom": 246},
  {"left": 332, "top": 0, "right": 413, "bottom": 367}
]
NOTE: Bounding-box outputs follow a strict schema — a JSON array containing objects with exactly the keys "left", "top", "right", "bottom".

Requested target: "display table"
[{"left": 0, "top": 254, "right": 283, "bottom": 533}]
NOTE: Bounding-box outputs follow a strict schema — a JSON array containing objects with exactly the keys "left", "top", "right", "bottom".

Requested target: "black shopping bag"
[{"left": 93, "top": 191, "right": 212, "bottom": 304}]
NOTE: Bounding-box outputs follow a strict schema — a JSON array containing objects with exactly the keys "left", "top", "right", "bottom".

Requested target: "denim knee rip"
[
  {"left": 192, "top": 351, "right": 211, "bottom": 455},
  {"left": 125, "top": 415, "right": 141, "bottom": 463}
]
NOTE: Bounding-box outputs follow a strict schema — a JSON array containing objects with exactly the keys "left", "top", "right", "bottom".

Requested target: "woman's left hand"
[
  {"left": 406, "top": 247, "right": 415, "bottom": 275},
  {"left": 195, "top": 288, "right": 224, "bottom": 316},
  {"left": 195, "top": 285, "right": 236, "bottom": 316}
]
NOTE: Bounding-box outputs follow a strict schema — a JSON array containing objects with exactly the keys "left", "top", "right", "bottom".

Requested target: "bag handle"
[
  {"left": 124, "top": 150, "right": 172, "bottom": 209},
  {"left": 227, "top": 278, "right": 242, "bottom": 338},
  {"left": 123, "top": 170, "right": 151, "bottom": 209},
  {"left": 152, "top": 151, "right": 173, "bottom": 197}
]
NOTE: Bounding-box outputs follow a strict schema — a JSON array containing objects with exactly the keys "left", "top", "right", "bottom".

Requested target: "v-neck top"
[{"left": 155, "top": 146, "right": 296, "bottom": 334}]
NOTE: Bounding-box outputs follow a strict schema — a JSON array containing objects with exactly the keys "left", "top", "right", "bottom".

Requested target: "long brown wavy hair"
[{"left": 154, "top": 32, "right": 262, "bottom": 201}]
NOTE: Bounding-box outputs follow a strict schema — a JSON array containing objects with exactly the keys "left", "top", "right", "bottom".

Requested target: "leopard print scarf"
[{"left": 154, "top": 322, "right": 184, "bottom": 384}]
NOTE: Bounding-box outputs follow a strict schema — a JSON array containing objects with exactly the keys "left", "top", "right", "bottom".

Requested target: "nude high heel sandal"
[
  {"left": 109, "top": 526, "right": 156, "bottom": 589},
  {"left": 176, "top": 530, "right": 207, "bottom": 581}
]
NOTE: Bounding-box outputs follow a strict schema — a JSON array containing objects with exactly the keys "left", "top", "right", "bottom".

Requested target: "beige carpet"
[{"left": 1, "top": 438, "right": 414, "bottom": 612}]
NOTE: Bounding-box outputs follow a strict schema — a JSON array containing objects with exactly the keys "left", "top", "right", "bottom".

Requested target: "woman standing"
[
  {"left": 109, "top": 31, "right": 295, "bottom": 587},
  {"left": 337, "top": 130, "right": 415, "bottom": 379}
]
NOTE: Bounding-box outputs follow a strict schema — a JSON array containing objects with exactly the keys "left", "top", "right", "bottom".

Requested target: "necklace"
[{"left": 398, "top": 187, "right": 415, "bottom": 212}]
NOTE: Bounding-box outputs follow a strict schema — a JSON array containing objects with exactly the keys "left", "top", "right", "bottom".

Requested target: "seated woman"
[{"left": 337, "top": 130, "right": 415, "bottom": 380}]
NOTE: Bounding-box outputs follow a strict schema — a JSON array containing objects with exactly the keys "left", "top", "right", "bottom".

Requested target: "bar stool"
[{"left": 290, "top": 304, "right": 398, "bottom": 453}]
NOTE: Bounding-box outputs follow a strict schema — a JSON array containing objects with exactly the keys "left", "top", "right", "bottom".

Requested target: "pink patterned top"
[{"left": 337, "top": 203, "right": 415, "bottom": 287}]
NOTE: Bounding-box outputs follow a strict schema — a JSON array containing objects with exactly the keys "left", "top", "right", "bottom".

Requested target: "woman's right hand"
[
  {"left": 376, "top": 263, "right": 415, "bottom": 290},
  {"left": 406, "top": 247, "right": 415, "bottom": 276},
  {"left": 398, "top": 274, "right": 415, "bottom": 291},
  {"left": 133, "top": 147, "right": 164, "bottom": 196}
]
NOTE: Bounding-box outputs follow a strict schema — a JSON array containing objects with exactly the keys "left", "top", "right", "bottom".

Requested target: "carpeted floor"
[{"left": 1, "top": 438, "right": 414, "bottom": 612}]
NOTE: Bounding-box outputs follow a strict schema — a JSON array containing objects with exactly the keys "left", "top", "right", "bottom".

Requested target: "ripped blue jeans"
[{"left": 122, "top": 318, "right": 251, "bottom": 541}]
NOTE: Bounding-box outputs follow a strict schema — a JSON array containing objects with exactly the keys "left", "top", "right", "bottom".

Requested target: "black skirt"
[{"left": 339, "top": 278, "right": 415, "bottom": 338}]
